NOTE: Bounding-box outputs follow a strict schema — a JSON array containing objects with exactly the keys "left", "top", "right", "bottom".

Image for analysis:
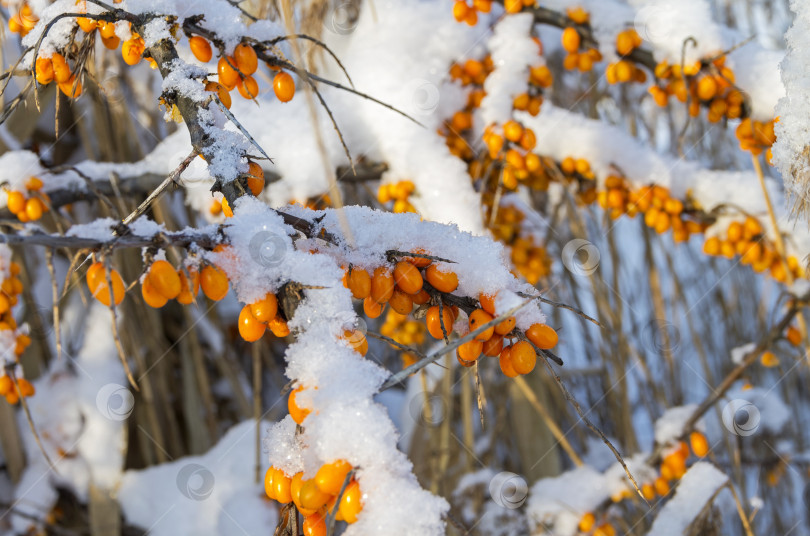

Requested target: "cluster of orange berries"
[
  {"left": 449, "top": 56, "right": 494, "bottom": 88},
  {"left": 140, "top": 260, "right": 198, "bottom": 308},
  {"left": 86, "top": 249, "right": 233, "bottom": 309},
  {"left": 35, "top": 51, "right": 84, "bottom": 98},
  {"left": 0, "top": 374, "right": 34, "bottom": 405},
  {"left": 735, "top": 117, "right": 777, "bottom": 162},
  {"left": 605, "top": 29, "right": 647, "bottom": 85},
  {"left": 702, "top": 216, "right": 804, "bottom": 283},
  {"left": 377, "top": 180, "right": 417, "bottom": 214},
  {"left": 340, "top": 253, "right": 558, "bottom": 374},
  {"left": 187, "top": 37, "right": 295, "bottom": 105},
  {"left": 560, "top": 9, "right": 602, "bottom": 73},
  {"left": 0, "top": 260, "right": 31, "bottom": 366},
  {"left": 758, "top": 324, "right": 801, "bottom": 368},
  {"left": 237, "top": 292, "right": 291, "bottom": 341},
  {"left": 5, "top": 177, "right": 49, "bottom": 222},
  {"left": 7, "top": 3, "right": 37, "bottom": 37},
  {"left": 579, "top": 431, "right": 710, "bottom": 534},
  {"left": 451, "top": 0, "right": 491, "bottom": 26},
  {"left": 380, "top": 309, "right": 425, "bottom": 368},
  {"left": 482, "top": 120, "right": 538, "bottom": 189},
  {"left": 264, "top": 459, "right": 363, "bottom": 533},
  {"left": 517, "top": 61, "right": 552, "bottom": 117},
  {"left": 648, "top": 57, "right": 745, "bottom": 122},
  {"left": 488, "top": 205, "right": 551, "bottom": 285}
]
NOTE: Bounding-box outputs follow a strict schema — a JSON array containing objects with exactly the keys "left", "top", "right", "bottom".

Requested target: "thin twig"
[{"left": 121, "top": 149, "right": 197, "bottom": 225}]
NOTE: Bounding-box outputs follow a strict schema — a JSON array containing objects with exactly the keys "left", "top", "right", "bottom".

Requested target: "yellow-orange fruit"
[
  {"left": 346, "top": 268, "right": 372, "bottom": 299},
  {"left": 468, "top": 309, "right": 494, "bottom": 341},
  {"left": 234, "top": 43, "right": 258, "bottom": 75},
  {"left": 370, "top": 267, "right": 395, "bottom": 304},
  {"left": 509, "top": 340, "right": 536, "bottom": 374},
  {"left": 393, "top": 261, "right": 423, "bottom": 294},
  {"left": 239, "top": 305, "right": 266, "bottom": 342},
  {"left": 148, "top": 260, "right": 181, "bottom": 299},
  {"left": 288, "top": 386, "right": 310, "bottom": 424},
  {"left": 273, "top": 71, "right": 295, "bottom": 102},
  {"left": 189, "top": 36, "right": 213, "bottom": 63},
  {"left": 250, "top": 293, "right": 278, "bottom": 322},
  {"left": 426, "top": 305, "right": 455, "bottom": 339},
  {"left": 425, "top": 265, "right": 458, "bottom": 293},
  {"left": 526, "top": 323, "right": 558, "bottom": 349},
  {"left": 200, "top": 265, "right": 228, "bottom": 301}
]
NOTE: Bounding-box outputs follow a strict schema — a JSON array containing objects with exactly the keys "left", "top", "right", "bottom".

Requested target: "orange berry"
[
  {"left": 58, "top": 75, "right": 82, "bottom": 98},
  {"left": 239, "top": 305, "right": 266, "bottom": 342},
  {"left": 347, "top": 268, "right": 371, "bottom": 299},
  {"left": 250, "top": 293, "right": 278, "bottom": 323},
  {"left": 5, "top": 390, "right": 19, "bottom": 405},
  {"left": 51, "top": 53, "right": 71, "bottom": 83},
  {"left": 363, "top": 296, "right": 384, "bottom": 319},
  {"left": 510, "top": 341, "right": 537, "bottom": 374},
  {"left": 426, "top": 305, "right": 455, "bottom": 339},
  {"left": 25, "top": 177, "right": 43, "bottom": 190},
  {"left": 77, "top": 16, "right": 97, "bottom": 32},
  {"left": 561, "top": 27, "right": 581, "bottom": 53},
  {"left": 217, "top": 56, "right": 240, "bottom": 88},
  {"left": 200, "top": 265, "right": 229, "bottom": 301},
  {"left": 87, "top": 263, "right": 125, "bottom": 306},
  {"left": 696, "top": 76, "right": 718, "bottom": 101},
  {"left": 24, "top": 198, "right": 44, "bottom": 221},
  {"left": 0, "top": 376, "right": 12, "bottom": 396},
  {"left": 101, "top": 35, "right": 120, "bottom": 50},
  {"left": 121, "top": 36, "right": 145, "bottom": 65},
  {"left": 760, "top": 350, "right": 780, "bottom": 368},
  {"left": 654, "top": 477, "right": 670, "bottom": 496},
  {"left": 499, "top": 347, "right": 518, "bottom": 377},
  {"left": 273, "top": 468, "right": 292, "bottom": 504},
  {"left": 338, "top": 481, "right": 363, "bottom": 524},
  {"left": 389, "top": 288, "right": 413, "bottom": 315},
  {"left": 468, "top": 309, "right": 494, "bottom": 341},
  {"left": 689, "top": 431, "right": 709, "bottom": 457},
  {"left": 7, "top": 191, "right": 25, "bottom": 215},
  {"left": 479, "top": 293, "right": 496, "bottom": 315},
  {"left": 205, "top": 81, "right": 232, "bottom": 109},
  {"left": 177, "top": 268, "right": 199, "bottom": 305},
  {"left": 299, "top": 479, "right": 330, "bottom": 511},
  {"left": 786, "top": 325, "right": 801, "bottom": 346},
  {"left": 141, "top": 277, "right": 169, "bottom": 308},
  {"left": 370, "top": 267, "right": 395, "bottom": 304},
  {"left": 526, "top": 323, "right": 558, "bottom": 349},
  {"left": 273, "top": 71, "right": 295, "bottom": 102},
  {"left": 288, "top": 386, "right": 310, "bottom": 424},
  {"left": 236, "top": 75, "right": 259, "bottom": 99},
  {"left": 503, "top": 120, "right": 523, "bottom": 143},
  {"left": 268, "top": 315, "right": 290, "bottom": 337},
  {"left": 482, "top": 333, "right": 503, "bottom": 357},
  {"left": 452, "top": 1, "right": 469, "bottom": 21},
  {"left": 393, "top": 261, "right": 423, "bottom": 294},
  {"left": 246, "top": 162, "right": 264, "bottom": 195},
  {"left": 303, "top": 511, "right": 327, "bottom": 536},
  {"left": 316, "top": 459, "right": 352, "bottom": 495},
  {"left": 189, "top": 36, "right": 212, "bottom": 63},
  {"left": 233, "top": 43, "right": 258, "bottom": 75},
  {"left": 264, "top": 467, "right": 276, "bottom": 499},
  {"left": 35, "top": 57, "right": 54, "bottom": 85},
  {"left": 148, "top": 260, "right": 181, "bottom": 299},
  {"left": 342, "top": 329, "right": 368, "bottom": 356},
  {"left": 17, "top": 378, "right": 34, "bottom": 397},
  {"left": 494, "top": 316, "right": 516, "bottom": 335},
  {"left": 579, "top": 512, "right": 595, "bottom": 532},
  {"left": 457, "top": 339, "right": 483, "bottom": 361},
  {"left": 425, "top": 265, "right": 458, "bottom": 293},
  {"left": 407, "top": 289, "right": 428, "bottom": 306}
]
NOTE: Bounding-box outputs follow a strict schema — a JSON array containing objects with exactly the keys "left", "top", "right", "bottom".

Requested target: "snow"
[
  {"left": 119, "top": 420, "right": 277, "bottom": 536},
  {"left": 646, "top": 462, "right": 729, "bottom": 536},
  {"left": 654, "top": 404, "right": 700, "bottom": 445},
  {"left": 773, "top": 0, "right": 810, "bottom": 205},
  {"left": 526, "top": 465, "right": 609, "bottom": 536}
]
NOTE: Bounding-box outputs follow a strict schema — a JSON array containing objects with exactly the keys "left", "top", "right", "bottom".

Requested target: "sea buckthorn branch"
[
  {"left": 526, "top": 5, "right": 656, "bottom": 71},
  {"left": 379, "top": 299, "right": 533, "bottom": 391}
]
